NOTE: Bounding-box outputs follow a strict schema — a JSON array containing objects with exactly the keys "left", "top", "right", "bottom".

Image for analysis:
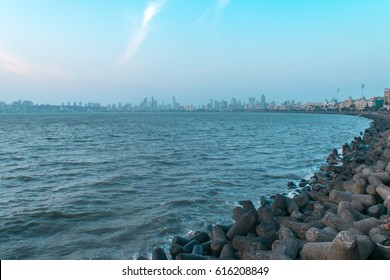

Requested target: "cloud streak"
[
  {"left": 217, "top": 0, "right": 230, "bottom": 12},
  {"left": 215, "top": 0, "right": 230, "bottom": 23},
  {"left": 123, "top": 0, "right": 166, "bottom": 61},
  {"left": 196, "top": 0, "right": 231, "bottom": 27},
  {"left": 0, "top": 46, "right": 71, "bottom": 80},
  {"left": 196, "top": 9, "right": 210, "bottom": 24},
  {"left": 0, "top": 47, "right": 32, "bottom": 78}
]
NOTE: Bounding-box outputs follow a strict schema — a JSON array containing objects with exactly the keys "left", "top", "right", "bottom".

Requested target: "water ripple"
[{"left": 0, "top": 112, "right": 371, "bottom": 259}]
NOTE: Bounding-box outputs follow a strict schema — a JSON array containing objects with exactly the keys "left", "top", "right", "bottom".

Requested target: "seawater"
[{"left": 0, "top": 112, "right": 371, "bottom": 259}]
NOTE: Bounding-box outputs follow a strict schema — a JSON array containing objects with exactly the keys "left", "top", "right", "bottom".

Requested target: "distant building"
[
  {"left": 339, "top": 96, "right": 355, "bottom": 110},
  {"left": 355, "top": 97, "right": 368, "bottom": 111},
  {"left": 375, "top": 97, "right": 384, "bottom": 109},
  {"left": 304, "top": 102, "right": 321, "bottom": 111},
  {"left": 384, "top": 88, "right": 390, "bottom": 110},
  {"left": 368, "top": 97, "right": 384, "bottom": 109},
  {"left": 260, "top": 94, "right": 266, "bottom": 110},
  {"left": 323, "top": 99, "right": 338, "bottom": 110},
  {"left": 172, "top": 96, "right": 177, "bottom": 110}
]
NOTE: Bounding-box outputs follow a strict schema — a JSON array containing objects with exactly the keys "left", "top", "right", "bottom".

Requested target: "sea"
[{"left": 0, "top": 112, "right": 371, "bottom": 259}]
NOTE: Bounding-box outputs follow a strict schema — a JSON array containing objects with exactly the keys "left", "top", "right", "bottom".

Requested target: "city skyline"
[
  {"left": 1, "top": 89, "right": 388, "bottom": 113},
  {"left": 1, "top": 1, "right": 390, "bottom": 105}
]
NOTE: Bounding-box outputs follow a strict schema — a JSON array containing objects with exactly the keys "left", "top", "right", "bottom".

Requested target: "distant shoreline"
[{"left": 0, "top": 109, "right": 380, "bottom": 115}]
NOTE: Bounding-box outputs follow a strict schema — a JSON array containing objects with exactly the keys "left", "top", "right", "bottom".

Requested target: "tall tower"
[
  {"left": 384, "top": 88, "right": 390, "bottom": 107},
  {"left": 260, "top": 94, "right": 266, "bottom": 110},
  {"left": 172, "top": 96, "right": 176, "bottom": 110}
]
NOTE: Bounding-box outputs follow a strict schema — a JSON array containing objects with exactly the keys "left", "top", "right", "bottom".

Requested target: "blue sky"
[{"left": 0, "top": 0, "right": 389, "bottom": 105}]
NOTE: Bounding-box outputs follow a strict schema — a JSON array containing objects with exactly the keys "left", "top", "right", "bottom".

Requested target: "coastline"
[{"left": 143, "top": 112, "right": 390, "bottom": 260}]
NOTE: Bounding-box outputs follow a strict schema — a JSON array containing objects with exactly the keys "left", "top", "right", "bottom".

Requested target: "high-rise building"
[
  {"left": 260, "top": 94, "right": 266, "bottom": 109},
  {"left": 172, "top": 96, "right": 176, "bottom": 110},
  {"left": 384, "top": 88, "right": 390, "bottom": 107}
]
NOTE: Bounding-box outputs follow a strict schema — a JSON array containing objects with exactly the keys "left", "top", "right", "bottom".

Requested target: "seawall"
[{"left": 143, "top": 112, "right": 390, "bottom": 260}]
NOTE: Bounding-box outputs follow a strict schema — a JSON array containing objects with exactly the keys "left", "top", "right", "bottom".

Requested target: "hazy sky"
[{"left": 0, "top": 0, "right": 389, "bottom": 105}]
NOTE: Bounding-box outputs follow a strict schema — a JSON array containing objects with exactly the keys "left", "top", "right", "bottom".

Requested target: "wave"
[
  {"left": 165, "top": 198, "right": 208, "bottom": 207},
  {"left": 29, "top": 210, "right": 92, "bottom": 219},
  {"left": 0, "top": 112, "right": 371, "bottom": 259}
]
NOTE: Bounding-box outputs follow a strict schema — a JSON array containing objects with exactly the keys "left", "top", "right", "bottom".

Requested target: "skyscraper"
[
  {"left": 384, "top": 88, "right": 390, "bottom": 108},
  {"left": 260, "top": 94, "right": 266, "bottom": 110},
  {"left": 172, "top": 96, "right": 176, "bottom": 110}
]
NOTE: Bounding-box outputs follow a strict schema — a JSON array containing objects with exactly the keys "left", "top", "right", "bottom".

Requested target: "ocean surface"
[{"left": 0, "top": 112, "right": 371, "bottom": 259}]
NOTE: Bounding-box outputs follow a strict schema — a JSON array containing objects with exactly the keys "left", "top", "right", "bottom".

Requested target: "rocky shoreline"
[{"left": 142, "top": 113, "right": 390, "bottom": 260}]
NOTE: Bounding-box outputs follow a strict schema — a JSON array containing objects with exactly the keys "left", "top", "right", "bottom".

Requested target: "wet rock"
[
  {"left": 183, "top": 240, "right": 200, "bottom": 253},
  {"left": 305, "top": 227, "right": 337, "bottom": 243},
  {"left": 351, "top": 200, "right": 366, "bottom": 213},
  {"left": 292, "top": 193, "right": 310, "bottom": 208},
  {"left": 170, "top": 244, "right": 187, "bottom": 259},
  {"left": 226, "top": 210, "right": 258, "bottom": 240},
  {"left": 260, "top": 195, "right": 271, "bottom": 207},
  {"left": 352, "top": 178, "right": 367, "bottom": 194},
  {"left": 232, "top": 236, "right": 268, "bottom": 252},
  {"left": 152, "top": 247, "right": 168, "bottom": 260},
  {"left": 329, "top": 190, "right": 376, "bottom": 208},
  {"left": 306, "top": 203, "right": 328, "bottom": 222},
  {"left": 191, "top": 231, "right": 210, "bottom": 244},
  {"left": 191, "top": 244, "right": 204, "bottom": 255},
  {"left": 308, "top": 191, "right": 337, "bottom": 209},
  {"left": 270, "top": 194, "right": 286, "bottom": 216},
  {"left": 242, "top": 200, "right": 257, "bottom": 213},
  {"left": 369, "top": 227, "right": 390, "bottom": 259},
  {"left": 274, "top": 216, "right": 324, "bottom": 240},
  {"left": 298, "top": 179, "right": 309, "bottom": 188},
  {"left": 371, "top": 172, "right": 390, "bottom": 184},
  {"left": 210, "top": 225, "right": 228, "bottom": 257},
  {"left": 233, "top": 206, "right": 246, "bottom": 221},
  {"left": 376, "top": 184, "right": 390, "bottom": 201},
  {"left": 355, "top": 234, "right": 374, "bottom": 260},
  {"left": 322, "top": 226, "right": 338, "bottom": 236},
  {"left": 277, "top": 224, "right": 297, "bottom": 240},
  {"left": 240, "top": 250, "right": 291, "bottom": 260},
  {"left": 342, "top": 181, "right": 355, "bottom": 192},
  {"left": 255, "top": 223, "right": 277, "bottom": 248},
  {"left": 272, "top": 238, "right": 300, "bottom": 259},
  {"left": 368, "top": 175, "right": 384, "bottom": 188},
  {"left": 301, "top": 242, "right": 331, "bottom": 260},
  {"left": 290, "top": 210, "right": 304, "bottom": 222},
  {"left": 322, "top": 211, "right": 353, "bottom": 232},
  {"left": 257, "top": 207, "right": 275, "bottom": 224},
  {"left": 367, "top": 204, "right": 386, "bottom": 218},
  {"left": 287, "top": 181, "right": 297, "bottom": 189},
  {"left": 219, "top": 244, "right": 235, "bottom": 260},
  {"left": 285, "top": 197, "right": 300, "bottom": 216},
  {"left": 327, "top": 231, "right": 360, "bottom": 260},
  {"left": 352, "top": 217, "right": 380, "bottom": 235},
  {"left": 201, "top": 241, "right": 212, "bottom": 255},
  {"left": 384, "top": 197, "right": 390, "bottom": 209},
  {"left": 172, "top": 236, "right": 191, "bottom": 246},
  {"left": 338, "top": 201, "right": 358, "bottom": 223}
]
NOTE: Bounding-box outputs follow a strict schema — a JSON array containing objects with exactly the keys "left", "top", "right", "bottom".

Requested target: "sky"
[{"left": 0, "top": 0, "right": 389, "bottom": 106}]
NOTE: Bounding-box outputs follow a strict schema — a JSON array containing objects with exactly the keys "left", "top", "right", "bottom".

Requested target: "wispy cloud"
[
  {"left": 123, "top": 0, "right": 166, "bottom": 61},
  {"left": 0, "top": 46, "right": 71, "bottom": 80},
  {"left": 216, "top": 0, "right": 230, "bottom": 12},
  {"left": 196, "top": 9, "right": 210, "bottom": 24},
  {"left": 196, "top": 0, "right": 231, "bottom": 27},
  {"left": 0, "top": 47, "right": 32, "bottom": 78},
  {"left": 215, "top": 0, "right": 230, "bottom": 22}
]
